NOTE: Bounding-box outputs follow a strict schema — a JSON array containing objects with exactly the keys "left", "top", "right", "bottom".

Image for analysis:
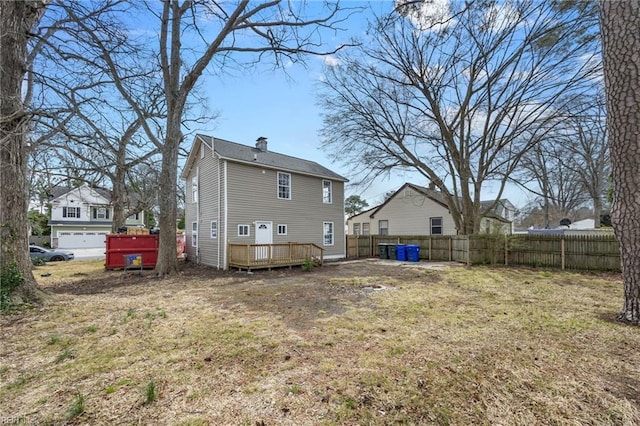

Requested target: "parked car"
[{"left": 29, "top": 245, "right": 74, "bottom": 261}]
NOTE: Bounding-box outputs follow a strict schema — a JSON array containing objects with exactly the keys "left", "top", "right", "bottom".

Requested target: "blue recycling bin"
[
  {"left": 406, "top": 245, "right": 420, "bottom": 262},
  {"left": 396, "top": 244, "right": 407, "bottom": 261}
]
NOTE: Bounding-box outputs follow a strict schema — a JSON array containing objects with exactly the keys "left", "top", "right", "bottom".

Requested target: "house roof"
[
  {"left": 366, "top": 183, "right": 449, "bottom": 219},
  {"left": 48, "top": 185, "right": 144, "bottom": 209},
  {"left": 49, "top": 186, "right": 111, "bottom": 201},
  {"left": 349, "top": 182, "right": 513, "bottom": 222},
  {"left": 181, "top": 134, "right": 348, "bottom": 182}
]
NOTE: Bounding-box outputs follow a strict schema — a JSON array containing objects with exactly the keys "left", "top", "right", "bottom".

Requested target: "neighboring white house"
[
  {"left": 48, "top": 185, "right": 145, "bottom": 248},
  {"left": 181, "top": 135, "right": 348, "bottom": 269},
  {"left": 347, "top": 183, "right": 514, "bottom": 236}
]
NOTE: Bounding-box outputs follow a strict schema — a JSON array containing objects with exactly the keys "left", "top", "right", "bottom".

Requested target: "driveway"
[{"left": 71, "top": 247, "right": 105, "bottom": 260}]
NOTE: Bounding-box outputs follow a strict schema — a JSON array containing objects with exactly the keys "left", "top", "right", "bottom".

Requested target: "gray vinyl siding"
[
  {"left": 370, "top": 191, "right": 457, "bottom": 235},
  {"left": 225, "top": 162, "right": 346, "bottom": 257},
  {"left": 196, "top": 151, "right": 222, "bottom": 268},
  {"left": 184, "top": 143, "right": 224, "bottom": 267}
]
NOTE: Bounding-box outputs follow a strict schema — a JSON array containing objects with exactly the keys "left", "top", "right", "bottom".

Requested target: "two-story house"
[
  {"left": 347, "top": 183, "right": 514, "bottom": 236},
  {"left": 48, "top": 185, "right": 146, "bottom": 248},
  {"left": 181, "top": 135, "right": 348, "bottom": 269}
]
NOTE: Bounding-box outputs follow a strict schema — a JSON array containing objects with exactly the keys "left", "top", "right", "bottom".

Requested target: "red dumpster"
[{"left": 105, "top": 234, "right": 158, "bottom": 270}]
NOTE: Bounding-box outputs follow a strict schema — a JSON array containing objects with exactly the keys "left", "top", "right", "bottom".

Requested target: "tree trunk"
[
  {"left": 0, "top": 0, "right": 48, "bottom": 305},
  {"left": 154, "top": 122, "right": 180, "bottom": 277},
  {"left": 111, "top": 167, "right": 127, "bottom": 232},
  {"left": 593, "top": 195, "right": 602, "bottom": 229},
  {"left": 600, "top": 0, "right": 640, "bottom": 324}
]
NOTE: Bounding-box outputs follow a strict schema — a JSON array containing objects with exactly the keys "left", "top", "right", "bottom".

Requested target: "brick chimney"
[
  {"left": 428, "top": 181, "right": 436, "bottom": 190},
  {"left": 256, "top": 136, "right": 268, "bottom": 152}
]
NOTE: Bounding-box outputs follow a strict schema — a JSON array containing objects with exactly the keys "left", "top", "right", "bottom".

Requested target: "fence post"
[
  {"left": 449, "top": 237, "right": 452, "bottom": 262},
  {"left": 561, "top": 237, "right": 565, "bottom": 270},
  {"left": 429, "top": 237, "right": 432, "bottom": 261}
]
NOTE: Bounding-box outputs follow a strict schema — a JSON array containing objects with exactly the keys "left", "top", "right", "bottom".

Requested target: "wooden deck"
[{"left": 228, "top": 243, "right": 324, "bottom": 271}]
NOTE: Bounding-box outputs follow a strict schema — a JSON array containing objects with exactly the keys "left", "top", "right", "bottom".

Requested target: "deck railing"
[{"left": 228, "top": 242, "right": 324, "bottom": 271}]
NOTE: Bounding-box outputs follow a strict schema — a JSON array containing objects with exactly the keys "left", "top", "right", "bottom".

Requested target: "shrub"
[
  {"left": 302, "top": 257, "right": 314, "bottom": 272},
  {"left": 0, "top": 261, "right": 23, "bottom": 311}
]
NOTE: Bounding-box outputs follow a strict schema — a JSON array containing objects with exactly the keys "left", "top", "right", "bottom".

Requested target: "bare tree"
[
  {"left": 517, "top": 140, "right": 588, "bottom": 228},
  {"left": 1, "top": 0, "right": 48, "bottom": 306},
  {"left": 600, "top": 0, "right": 640, "bottom": 324},
  {"left": 559, "top": 93, "right": 610, "bottom": 228},
  {"left": 64, "top": 0, "right": 355, "bottom": 276},
  {"left": 319, "top": 0, "right": 600, "bottom": 234},
  {"left": 27, "top": 0, "right": 165, "bottom": 231}
]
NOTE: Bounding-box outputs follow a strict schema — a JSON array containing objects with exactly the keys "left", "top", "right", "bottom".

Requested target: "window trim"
[
  {"left": 353, "top": 223, "right": 361, "bottom": 236},
  {"left": 210, "top": 220, "right": 218, "bottom": 239},
  {"left": 323, "top": 221, "right": 334, "bottom": 246},
  {"left": 430, "top": 217, "right": 443, "bottom": 235},
  {"left": 238, "top": 224, "right": 250, "bottom": 237},
  {"left": 378, "top": 219, "right": 389, "bottom": 236},
  {"left": 362, "top": 223, "right": 370, "bottom": 236},
  {"left": 322, "top": 180, "right": 332, "bottom": 204},
  {"left": 94, "top": 207, "right": 110, "bottom": 220},
  {"left": 277, "top": 224, "right": 287, "bottom": 236},
  {"left": 63, "top": 206, "right": 81, "bottom": 218},
  {"left": 191, "top": 221, "right": 198, "bottom": 247},
  {"left": 277, "top": 172, "right": 291, "bottom": 200},
  {"left": 191, "top": 175, "right": 198, "bottom": 204}
]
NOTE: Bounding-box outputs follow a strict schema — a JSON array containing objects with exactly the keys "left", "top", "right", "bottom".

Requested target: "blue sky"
[{"left": 188, "top": 1, "right": 530, "bottom": 209}]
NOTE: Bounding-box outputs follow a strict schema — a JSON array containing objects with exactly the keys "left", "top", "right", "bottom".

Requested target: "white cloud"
[
  {"left": 397, "top": 0, "right": 453, "bottom": 32},
  {"left": 323, "top": 55, "right": 340, "bottom": 67}
]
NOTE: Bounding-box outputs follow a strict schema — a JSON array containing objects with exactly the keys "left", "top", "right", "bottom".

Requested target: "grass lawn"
[{"left": 1, "top": 259, "right": 638, "bottom": 425}]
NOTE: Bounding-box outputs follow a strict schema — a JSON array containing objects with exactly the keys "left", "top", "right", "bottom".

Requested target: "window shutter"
[
  {"left": 93, "top": 209, "right": 97, "bottom": 219},
  {"left": 106, "top": 209, "right": 110, "bottom": 219},
  {"left": 63, "top": 207, "right": 67, "bottom": 218}
]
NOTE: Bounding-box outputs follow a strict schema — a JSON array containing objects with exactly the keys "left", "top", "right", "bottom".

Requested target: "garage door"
[{"left": 58, "top": 232, "right": 108, "bottom": 249}]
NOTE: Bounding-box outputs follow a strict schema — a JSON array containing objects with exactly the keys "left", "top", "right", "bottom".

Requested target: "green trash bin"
[
  {"left": 388, "top": 244, "right": 397, "bottom": 260},
  {"left": 378, "top": 243, "right": 389, "bottom": 259}
]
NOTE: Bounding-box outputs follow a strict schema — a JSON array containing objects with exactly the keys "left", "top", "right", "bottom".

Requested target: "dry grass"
[{"left": 1, "top": 260, "right": 639, "bottom": 425}]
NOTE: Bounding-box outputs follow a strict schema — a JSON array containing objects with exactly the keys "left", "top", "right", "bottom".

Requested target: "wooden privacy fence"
[
  {"left": 346, "top": 234, "right": 621, "bottom": 272},
  {"left": 228, "top": 242, "right": 323, "bottom": 271}
]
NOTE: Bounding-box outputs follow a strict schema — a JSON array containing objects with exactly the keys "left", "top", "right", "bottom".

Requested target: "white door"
[{"left": 254, "top": 221, "right": 272, "bottom": 260}]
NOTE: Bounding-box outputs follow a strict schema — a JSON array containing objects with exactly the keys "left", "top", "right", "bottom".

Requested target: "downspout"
[
  {"left": 223, "top": 160, "right": 228, "bottom": 269},
  {"left": 196, "top": 166, "right": 200, "bottom": 264},
  {"left": 217, "top": 153, "right": 221, "bottom": 269}
]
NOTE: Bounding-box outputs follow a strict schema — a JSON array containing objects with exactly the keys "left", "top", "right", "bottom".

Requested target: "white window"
[
  {"left": 93, "top": 207, "right": 111, "bottom": 220},
  {"left": 323, "top": 222, "right": 334, "bottom": 246},
  {"left": 379, "top": 220, "right": 389, "bottom": 235},
  {"left": 128, "top": 212, "right": 140, "bottom": 221},
  {"left": 210, "top": 220, "right": 218, "bottom": 238},
  {"left": 238, "top": 224, "right": 250, "bottom": 237},
  {"left": 191, "top": 222, "right": 198, "bottom": 247},
  {"left": 322, "top": 180, "right": 332, "bottom": 204},
  {"left": 430, "top": 217, "right": 443, "bottom": 235},
  {"left": 353, "top": 223, "right": 361, "bottom": 236},
  {"left": 191, "top": 176, "right": 198, "bottom": 203},
  {"left": 362, "top": 223, "right": 370, "bottom": 236},
  {"left": 277, "top": 172, "right": 291, "bottom": 200},
  {"left": 277, "top": 224, "right": 287, "bottom": 235},
  {"left": 63, "top": 207, "right": 81, "bottom": 218}
]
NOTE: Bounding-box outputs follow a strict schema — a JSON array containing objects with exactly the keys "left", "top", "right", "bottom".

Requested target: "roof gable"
[
  {"left": 181, "top": 134, "right": 348, "bottom": 182},
  {"left": 370, "top": 183, "right": 449, "bottom": 218},
  {"left": 50, "top": 185, "right": 111, "bottom": 204}
]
